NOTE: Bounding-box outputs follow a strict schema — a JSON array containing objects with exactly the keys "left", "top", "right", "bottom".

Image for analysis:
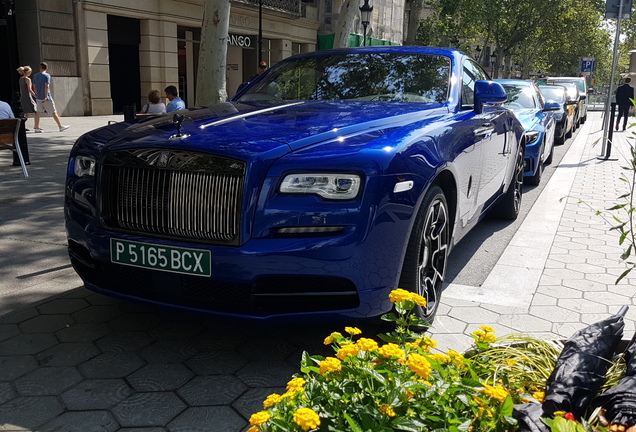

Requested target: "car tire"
[
  {"left": 493, "top": 144, "right": 524, "bottom": 220},
  {"left": 399, "top": 184, "right": 449, "bottom": 324}
]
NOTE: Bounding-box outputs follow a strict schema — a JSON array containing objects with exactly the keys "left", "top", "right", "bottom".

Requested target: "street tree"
[
  {"left": 333, "top": 0, "right": 359, "bottom": 48},
  {"left": 196, "top": 0, "right": 231, "bottom": 106}
]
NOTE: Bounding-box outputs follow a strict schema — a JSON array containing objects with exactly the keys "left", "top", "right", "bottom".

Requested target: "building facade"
[{"left": 3, "top": 0, "right": 321, "bottom": 116}]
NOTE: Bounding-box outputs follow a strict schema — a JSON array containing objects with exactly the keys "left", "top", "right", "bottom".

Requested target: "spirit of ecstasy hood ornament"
[{"left": 170, "top": 113, "right": 190, "bottom": 140}]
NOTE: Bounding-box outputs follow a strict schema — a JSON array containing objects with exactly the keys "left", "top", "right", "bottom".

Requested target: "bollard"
[
  {"left": 123, "top": 104, "right": 136, "bottom": 121},
  {"left": 605, "top": 102, "right": 616, "bottom": 159}
]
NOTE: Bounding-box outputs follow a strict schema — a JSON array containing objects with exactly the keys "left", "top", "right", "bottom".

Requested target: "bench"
[{"left": 0, "top": 118, "right": 28, "bottom": 177}]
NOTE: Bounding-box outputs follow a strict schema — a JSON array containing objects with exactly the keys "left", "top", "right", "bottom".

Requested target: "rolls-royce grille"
[{"left": 100, "top": 149, "right": 246, "bottom": 244}]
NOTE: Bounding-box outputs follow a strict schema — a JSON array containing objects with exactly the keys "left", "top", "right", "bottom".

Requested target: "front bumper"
[{"left": 65, "top": 216, "right": 399, "bottom": 321}]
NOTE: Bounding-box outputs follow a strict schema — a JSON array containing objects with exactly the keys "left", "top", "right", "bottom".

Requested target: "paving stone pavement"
[{"left": 0, "top": 111, "right": 634, "bottom": 431}]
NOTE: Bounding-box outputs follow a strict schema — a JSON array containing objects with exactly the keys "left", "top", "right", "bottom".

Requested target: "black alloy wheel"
[
  {"left": 493, "top": 144, "right": 524, "bottom": 220},
  {"left": 399, "top": 185, "right": 449, "bottom": 323}
]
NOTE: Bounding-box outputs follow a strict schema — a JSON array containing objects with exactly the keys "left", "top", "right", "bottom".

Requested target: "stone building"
[{"left": 0, "top": 0, "right": 405, "bottom": 117}]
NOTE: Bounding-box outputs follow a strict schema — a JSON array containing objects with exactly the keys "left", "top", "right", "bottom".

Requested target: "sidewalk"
[{"left": 0, "top": 111, "right": 634, "bottom": 431}]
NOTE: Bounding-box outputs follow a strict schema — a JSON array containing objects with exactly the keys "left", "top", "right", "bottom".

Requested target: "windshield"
[
  {"left": 539, "top": 86, "right": 565, "bottom": 103},
  {"left": 549, "top": 78, "right": 585, "bottom": 94},
  {"left": 501, "top": 85, "right": 536, "bottom": 109},
  {"left": 236, "top": 52, "right": 451, "bottom": 104}
]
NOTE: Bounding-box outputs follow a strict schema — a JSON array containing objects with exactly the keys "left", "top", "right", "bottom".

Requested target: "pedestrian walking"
[
  {"left": 16, "top": 66, "right": 37, "bottom": 129},
  {"left": 33, "top": 62, "right": 69, "bottom": 133},
  {"left": 616, "top": 78, "right": 634, "bottom": 132},
  {"left": 164, "top": 85, "right": 185, "bottom": 113}
]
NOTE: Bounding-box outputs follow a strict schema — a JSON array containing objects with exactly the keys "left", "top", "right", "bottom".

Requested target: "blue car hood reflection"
[
  {"left": 102, "top": 101, "right": 446, "bottom": 156},
  {"left": 509, "top": 108, "right": 542, "bottom": 131}
]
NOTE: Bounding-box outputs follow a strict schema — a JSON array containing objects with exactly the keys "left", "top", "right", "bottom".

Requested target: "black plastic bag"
[
  {"left": 513, "top": 307, "right": 627, "bottom": 428},
  {"left": 593, "top": 331, "right": 636, "bottom": 427},
  {"left": 541, "top": 307, "right": 627, "bottom": 419}
]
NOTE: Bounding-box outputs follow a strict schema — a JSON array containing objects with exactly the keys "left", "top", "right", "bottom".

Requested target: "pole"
[
  {"left": 601, "top": 0, "right": 624, "bottom": 159},
  {"left": 258, "top": 0, "right": 263, "bottom": 66},
  {"left": 363, "top": 23, "right": 367, "bottom": 46}
]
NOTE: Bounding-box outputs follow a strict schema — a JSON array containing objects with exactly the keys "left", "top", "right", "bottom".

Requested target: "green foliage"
[{"left": 412, "top": 0, "right": 610, "bottom": 83}]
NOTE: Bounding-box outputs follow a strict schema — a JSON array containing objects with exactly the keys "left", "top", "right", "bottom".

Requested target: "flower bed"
[{"left": 247, "top": 289, "right": 630, "bottom": 432}]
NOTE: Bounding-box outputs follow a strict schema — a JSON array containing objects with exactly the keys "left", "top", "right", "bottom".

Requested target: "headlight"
[
  {"left": 73, "top": 155, "right": 96, "bottom": 177},
  {"left": 280, "top": 173, "right": 361, "bottom": 200},
  {"left": 524, "top": 131, "right": 540, "bottom": 145}
]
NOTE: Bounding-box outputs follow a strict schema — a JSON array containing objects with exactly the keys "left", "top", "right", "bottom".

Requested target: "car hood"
[
  {"left": 510, "top": 108, "right": 541, "bottom": 131},
  {"left": 97, "top": 101, "right": 446, "bottom": 157}
]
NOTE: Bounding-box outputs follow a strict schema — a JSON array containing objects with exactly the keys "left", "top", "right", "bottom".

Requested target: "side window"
[
  {"left": 461, "top": 60, "right": 488, "bottom": 110},
  {"left": 534, "top": 84, "right": 545, "bottom": 109}
]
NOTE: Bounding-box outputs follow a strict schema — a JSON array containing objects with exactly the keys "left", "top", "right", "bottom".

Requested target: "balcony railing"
[{"left": 234, "top": 0, "right": 305, "bottom": 17}]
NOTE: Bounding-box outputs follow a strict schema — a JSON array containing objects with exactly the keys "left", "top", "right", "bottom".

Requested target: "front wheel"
[
  {"left": 398, "top": 185, "right": 450, "bottom": 324},
  {"left": 492, "top": 144, "right": 524, "bottom": 220}
]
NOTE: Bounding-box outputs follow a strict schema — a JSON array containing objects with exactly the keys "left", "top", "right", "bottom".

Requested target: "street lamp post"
[
  {"left": 258, "top": 0, "right": 263, "bottom": 66},
  {"left": 359, "top": 0, "right": 373, "bottom": 47},
  {"left": 474, "top": 45, "right": 482, "bottom": 62}
]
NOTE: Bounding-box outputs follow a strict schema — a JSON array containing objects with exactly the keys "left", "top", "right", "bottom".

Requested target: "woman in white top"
[{"left": 140, "top": 89, "right": 166, "bottom": 114}]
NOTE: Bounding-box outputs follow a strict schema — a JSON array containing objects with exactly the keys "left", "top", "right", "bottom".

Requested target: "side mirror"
[
  {"left": 474, "top": 80, "right": 507, "bottom": 114},
  {"left": 543, "top": 101, "right": 560, "bottom": 111},
  {"left": 579, "top": 94, "right": 587, "bottom": 101}
]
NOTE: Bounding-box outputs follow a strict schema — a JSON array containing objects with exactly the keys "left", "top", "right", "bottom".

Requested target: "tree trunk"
[
  {"left": 405, "top": 0, "right": 424, "bottom": 45},
  {"left": 196, "top": 0, "right": 231, "bottom": 106},
  {"left": 333, "top": 0, "right": 359, "bottom": 48}
]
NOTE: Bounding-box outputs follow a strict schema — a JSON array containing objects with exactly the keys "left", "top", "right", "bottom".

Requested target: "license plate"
[{"left": 110, "top": 238, "right": 211, "bottom": 277}]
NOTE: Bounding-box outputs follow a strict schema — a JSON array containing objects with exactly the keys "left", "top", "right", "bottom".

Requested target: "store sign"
[{"left": 228, "top": 34, "right": 253, "bottom": 47}]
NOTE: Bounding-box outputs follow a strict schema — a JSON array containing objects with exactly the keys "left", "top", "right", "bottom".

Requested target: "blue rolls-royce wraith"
[{"left": 65, "top": 46, "right": 525, "bottom": 323}]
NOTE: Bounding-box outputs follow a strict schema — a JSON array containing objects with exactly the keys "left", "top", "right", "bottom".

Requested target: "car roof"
[
  {"left": 285, "top": 45, "right": 468, "bottom": 62},
  {"left": 494, "top": 79, "right": 534, "bottom": 87}
]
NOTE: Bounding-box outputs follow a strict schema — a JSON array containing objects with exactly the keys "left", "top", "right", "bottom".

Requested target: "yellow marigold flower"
[
  {"left": 319, "top": 357, "right": 342, "bottom": 374},
  {"left": 378, "top": 343, "right": 406, "bottom": 360},
  {"left": 473, "top": 329, "right": 485, "bottom": 337},
  {"left": 378, "top": 403, "right": 397, "bottom": 417},
  {"left": 323, "top": 331, "right": 342, "bottom": 345},
  {"left": 479, "top": 325, "right": 495, "bottom": 333},
  {"left": 263, "top": 393, "right": 284, "bottom": 409},
  {"left": 407, "top": 353, "right": 432, "bottom": 379},
  {"left": 249, "top": 411, "right": 272, "bottom": 426},
  {"left": 247, "top": 427, "right": 258, "bottom": 432},
  {"left": 405, "top": 389, "right": 415, "bottom": 400},
  {"left": 410, "top": 293, "right": 427, "bottom": 307},
  {"left": 345, "top": 326, "right": 362, "bottom": 335},
  {"left": 287, "top": 377, "right": 306, "bottom": 393},
  {"left": 336, "top": 344, "right": 360, "bottom": 360},
  {"left": 483, "top": 384, "right": 509, "bottom": 403},
  {"left": 429, "top": 353, "right": 450, "bottom": 363},
  {"left": 482, "top": 333, "right": 497, "bottom": 343},
  {"left": 447, "top": 349, "right": 464, "bottom": 361},
  {"left": 533, "top": 391, "right": 545, "bottom": 402},
  {"left": 356, "top": 337, "right": 379, "bottom": 352},
  {"left": 389, "top": 288, "right": 413, "bottom": 303},
  {"left": 293, "top": 407, "right": 321, "bottom": 431},
  {"left": 553, "top": 411, "right": 566, "bottom": 416},
  {"left": 506, "top": 359, "right": 517, "bottom": 366}
]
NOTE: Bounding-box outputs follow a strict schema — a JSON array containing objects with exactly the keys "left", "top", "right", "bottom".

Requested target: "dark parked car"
[
  {"left": 65, "top": 46, "right": 525, "bottom": 324},
  {"left": 496, "top": 79, "right": 558, "bottom": 185},
  {"left": 539, "top": 84, "right": 575, "bottom": 144},
  {"left": 547, "top": 77, "right": 588, "bottom": 124}
]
